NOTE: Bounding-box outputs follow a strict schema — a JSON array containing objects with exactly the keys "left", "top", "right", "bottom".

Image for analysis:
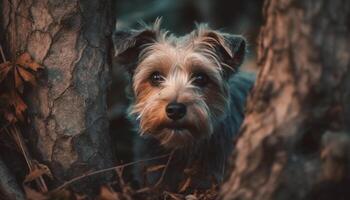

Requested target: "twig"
[
  {"left": 7, "top": 126, "right": 48, "bottom": 192},
  {"left": 51, "top": 153, "right": 171, "bottom": 193},
  {"left": 9, "top": 126, "right": 31, "bottom": 169},
  {"left": 154, "top": 150, "right": 175, "bottom": 188},
  {"left": 0, "top": 44, "right": 6, "bottom": 62}
]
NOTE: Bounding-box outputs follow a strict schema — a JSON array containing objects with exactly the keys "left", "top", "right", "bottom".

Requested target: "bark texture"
[
  {"left": 1, "top": 0, "right": 115, "bottom": 190},
  {"left": 221, "top": 0, "right": 350, "bottom": 199}
]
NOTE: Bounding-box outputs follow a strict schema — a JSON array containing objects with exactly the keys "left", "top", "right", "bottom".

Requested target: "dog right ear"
[{"left": 113, "top": 29, "right": 158, "bottom": 74}]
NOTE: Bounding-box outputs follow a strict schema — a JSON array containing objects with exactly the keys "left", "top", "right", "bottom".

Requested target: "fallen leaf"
[
  {"left": 24, "top": 186, "right": 47, "bottom": 200},
  {"left": 3, "top": 110, "right": 17, "bottom": 123},
  {"left": 24, "top": 168, "right": 48, "bottom": 183},
  {"left": 99, "top": 186, "right": 119, "bottom": 200},
  {"left": 146, "top": 164, "right": 166, "bottom": 173},
  {"left": 16, "top": 52, "right": 42, "bottom": 71},
  {"left": 178, "top": 177, "right": 192, "bottom": 193},
  {"left": 2, "top": 53, "right": 43, "bottom": 90},
  {"left": 75, "top": 193, "right": 88, "bottom": 200},
  {"left": 17, "top": 66, "right": 36, "bottom": 86},
  {"left": 0, "top": 94, "right": 17, "bottom": 123},
  {"left": 48, "top": 189, "right": 74, "bottom": 200},
  {"left": 185, "top": 194, "right": 198, "bottom": 200},
  {"left": 14, "top": 67, "right": 24, "bottom": 90},
  {"left": 10, "top": 91, "right": 27, "bottom": 122},
  {"left": 136, "top": 187, "right": 151, "bottom": 193},
  {"left": 24, "top": 161, "right": 53, "bottom": 183},
  {"left": 164, "top": 192, "right": 183, "bottom": 200},
  {"left": 0, "top": 52, "right": 44, "bottom": 122},
  {"left": 0, "top": 61, "right": 11, "bottom": 83}
]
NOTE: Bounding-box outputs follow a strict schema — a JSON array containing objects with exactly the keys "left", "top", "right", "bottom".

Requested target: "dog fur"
[{"left": 113, "top": 19, "right": 255, "bottom": 191}]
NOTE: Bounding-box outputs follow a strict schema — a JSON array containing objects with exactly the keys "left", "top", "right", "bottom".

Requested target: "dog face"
[{"left": 113, "top": 20, "right": 246, "bottom": 149}]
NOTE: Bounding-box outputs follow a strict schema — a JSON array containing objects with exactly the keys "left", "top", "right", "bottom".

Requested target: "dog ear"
[
  {"left": 197, "top": 29, "right": 246, "bottom": 78},
  {"left": 112, "top": 29, "right": 158, "bottom": 74},
  {"left": 219, "top": 33, "right": 246, "bottom": 69}
]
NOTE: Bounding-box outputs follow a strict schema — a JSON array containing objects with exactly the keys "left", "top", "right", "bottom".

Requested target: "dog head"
[{"left": 113, "top": 19, "right": 246, "bottom": 149}]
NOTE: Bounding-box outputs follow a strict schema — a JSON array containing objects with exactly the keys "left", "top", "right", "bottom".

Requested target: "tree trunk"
[
  {"left": 221, "top": 0, "right": 350, "bottom": 199},
  {"left": 1, "top": 0, "right": 115, "bottom": 192}
]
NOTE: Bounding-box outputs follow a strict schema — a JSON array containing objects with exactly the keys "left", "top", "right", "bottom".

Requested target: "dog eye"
[
  {"left": 149, "top": 71, "right": 164, "bottom": 86},
  {"left": 192, "top": 72, "right": 209, "bottom": 87}
]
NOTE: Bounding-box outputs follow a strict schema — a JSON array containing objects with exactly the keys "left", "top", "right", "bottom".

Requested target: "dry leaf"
[
  {"left": 185, "top": 194, "right": 198, "bottom": 200},
  {"left": 99, "top": 186, "right": 119, "bottom": 200},
  {"left": 0, "top": 61, "right": 11, "bottom": 83},
  {"left": 0, "top": 91, "right": 26, "bottom": 122},
  {"left": 14, "top": 67, "right": 24, "bottom": 90},
  {"left": 4, "top": 110, "right": 17, "bottom": 123},
  {"left": 17, "top": 66, "right": 36, "bottom": 86},
  {"left": 10, "top": 91, "right": 27, "bottom": 122},
  {"left": 164, "top": 192, "right": 184, "bottom": 200},
  {"left": 0, "top": 94, "right": 17, "bottom": 123},
  {"left": 49, "top": 189, "right": 75, "bottom": 200},
  {"left": 136, "top": 187, "right": 151, "bottom": 193},
  {"left": 0, "top": 52, "right": 43, "bottom": 123},
  {"left": 14, "top": 52, "right": 42, "bottom": 89},
  {"left": 146, "top": 164, "right": 166, "bottom": 173},
  {"left": 24, "top": 161, "right": 53, "bottom": 183},
  {"left": 16, "top": 52, "right": 42, "bottom": 71},
  {"left": 0, "top": 52, "right": 42, "bottom": 90},
  {"left": 24, "top": 167, "right": 49, "bottom": 183},
  {"left": 178, "top": 177, "right": 192, "bottom": 193},
  {"left": 24, "top": 186, "right": 47, "bottom": 200},
  {"left": 75, "top": 193, "right": 88, "bottom": 200},
  {"left": 33, "top": 160, "right": 53, "bottom": 179}
]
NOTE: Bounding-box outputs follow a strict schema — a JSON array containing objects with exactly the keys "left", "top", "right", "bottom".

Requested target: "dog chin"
[{"left": 154, "top": 127, "right": 196, "bottom": 149}]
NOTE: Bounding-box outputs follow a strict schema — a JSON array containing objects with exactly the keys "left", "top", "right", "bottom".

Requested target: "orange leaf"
[
  {"left": 4, "top": 110, "right": 17, "bottom": 123},
  {"left": 49, "top": 189, "right": 74, "bottom": 200},
  {"left": 24, "top": 186, "right": 47, "bottom": 200},
  {"left": 16, "top": 52, "right": 42, "bottom": 71},
  {"left": 14, "top": 67, "right": 24, "bottom": 90},
  {"left": 136, "top": 187, "right": 151, "bottom": 193},
  {"left": 10, "top": 91, "right": 27, "bottom": 121},
  {"left": 0, "top": 62, "right": 12, "bottom": 83},
  {"left": 75, "top": 193, "right": 88, "bottom": 200},
  {"left": 178, "top": 177, "right": 192, "bottom": 193},
  {"left": 17, "top": 65, "right": 36, "bottom": 86},
  {"left": 146, "top": 164, "right": 166, "bottom": 173},
  {"left": 24, "top": 168, "right": 47, "bottom": 183},
  {"left": 99, "top": 186, "right": 119, "bottom": 200},
  {"left": 24, "top": 161, "right": 52, "bottom": 183},
  {"left": 184, "top": 194, "right": 198, "bottom": 200},
  {"left": 0, "top": 94, "right": 16, "bottom": 123},
  {"left": 0, "top": 61, "right": 11, "bottom": 70},
  {"left": 165, "top": 192, "right": 184, "bottom": 200}
]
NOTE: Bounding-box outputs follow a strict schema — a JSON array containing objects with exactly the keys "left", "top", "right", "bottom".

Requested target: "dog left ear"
[
  {"left": 219, "top": 33, "right": 246, "bottom": 69},
  {"left": 201, "top": 31, "right": 246, "bottom": 77}
]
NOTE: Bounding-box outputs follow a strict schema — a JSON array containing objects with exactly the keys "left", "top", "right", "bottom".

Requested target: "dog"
[{"left": 113, "top": 19, "right": 255, "bottom": 192}]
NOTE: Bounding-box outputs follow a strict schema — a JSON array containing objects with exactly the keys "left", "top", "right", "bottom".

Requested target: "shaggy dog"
[{"left": 113, "top": 19, "right": 254, "bottom": 192}]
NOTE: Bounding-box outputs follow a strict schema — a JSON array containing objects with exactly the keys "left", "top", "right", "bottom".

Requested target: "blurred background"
[{"left": 108, "top": 0, "right": 264, "bottom": 166}]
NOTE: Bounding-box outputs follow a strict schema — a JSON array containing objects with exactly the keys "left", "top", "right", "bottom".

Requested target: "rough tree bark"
[
  {"left": 1, "top": 0, "right": 115, "bottom": 192},
  {"left": 221, "top": 0, "right": 350, "bottom": 199}
]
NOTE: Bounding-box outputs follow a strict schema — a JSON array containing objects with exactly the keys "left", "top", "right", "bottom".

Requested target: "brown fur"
[{"left": 113, "top": 19, "right": 254, "bottom": 190}]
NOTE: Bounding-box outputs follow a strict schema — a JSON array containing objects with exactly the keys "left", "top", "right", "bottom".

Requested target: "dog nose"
[{"left": 166, "top": 102, "right": 186, "bottom": 120}]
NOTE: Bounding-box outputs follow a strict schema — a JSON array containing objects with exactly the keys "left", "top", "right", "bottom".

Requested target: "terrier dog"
[{"left": 113, "top": 19, "right": 254, "bottom": 192}]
